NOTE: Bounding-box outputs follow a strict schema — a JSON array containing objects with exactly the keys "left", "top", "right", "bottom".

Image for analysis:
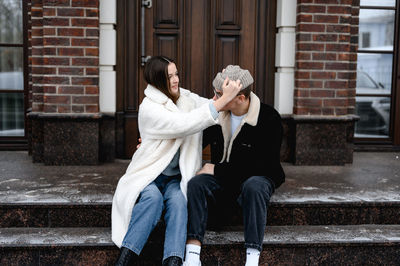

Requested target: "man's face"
[{"left": 213, "top": 87, "right": 237, "bottom": 112}]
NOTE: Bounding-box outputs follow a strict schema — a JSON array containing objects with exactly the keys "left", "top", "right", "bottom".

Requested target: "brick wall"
[
  {"left": 29, "top": 0, "right": 99, "bottom": 114},
  {"left": 294, "top": 0, "right": 359, "bottom": 116}
]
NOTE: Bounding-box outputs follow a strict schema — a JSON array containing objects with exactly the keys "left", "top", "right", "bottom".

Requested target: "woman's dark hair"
[{"left": 144, "top": 56, "right": 179, "bottom": 103}]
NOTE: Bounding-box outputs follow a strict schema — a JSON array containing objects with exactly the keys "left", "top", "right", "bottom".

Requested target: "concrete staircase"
[{"left": 0, "top": 151, "right": 400, "bottom": 265}]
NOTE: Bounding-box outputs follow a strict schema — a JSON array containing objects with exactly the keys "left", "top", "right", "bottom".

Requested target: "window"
[
  {"left": 355, "top": 0, "right": 399, "bottom": 145},
  {"left": 0, "top": 0, "right": 27, "bottom": 147}
]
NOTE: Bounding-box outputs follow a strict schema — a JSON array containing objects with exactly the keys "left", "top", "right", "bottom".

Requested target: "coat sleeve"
[
  {"left": 139, "top": 99, "right": 218, "bottom": 140},
  {"left": 185, "top": 90, "right": 212, "bottom": 107}
]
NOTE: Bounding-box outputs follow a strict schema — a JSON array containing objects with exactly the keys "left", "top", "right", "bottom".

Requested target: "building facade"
[{"left": 0, "top": 0, "right": 399, "bottom": 165}]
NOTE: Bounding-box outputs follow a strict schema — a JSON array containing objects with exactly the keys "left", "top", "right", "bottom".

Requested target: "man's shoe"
[
  {"left": 115, "top": 247, "right": 138, "bottom": 266},
  {"left": 162, "top": 256, "right": 183, "bottom": 266}
]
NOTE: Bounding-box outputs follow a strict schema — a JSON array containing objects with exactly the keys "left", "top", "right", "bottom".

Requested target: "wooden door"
[{"left": 117, "top": 0, "right": 276, "bottom": 158}]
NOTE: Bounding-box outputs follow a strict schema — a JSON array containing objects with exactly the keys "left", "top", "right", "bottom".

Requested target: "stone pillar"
[
  {"left": 28, "top": 0, "right": 102, "bottom": 165},
  {"left": 290, "top": 0, "right": 360, "bottom": 165}
]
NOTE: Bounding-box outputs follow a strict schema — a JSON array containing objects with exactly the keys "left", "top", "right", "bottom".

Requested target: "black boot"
[
  {"left": 115, "top": 247, "right": 138, "bottom": 266},
  {"left": 162, "top": 256, "right": 183, "bottom": 266}
]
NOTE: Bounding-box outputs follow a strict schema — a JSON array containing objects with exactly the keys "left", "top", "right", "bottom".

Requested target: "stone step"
[
  {"left": 1, "top": 201, "right": 400, "bottom": 228},
  {"left": 1, "top": 225, "right": 399, "bottom": 265}
]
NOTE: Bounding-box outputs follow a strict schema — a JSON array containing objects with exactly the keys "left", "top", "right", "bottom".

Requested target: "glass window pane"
[
  {"left": 0, "top": 47, "right": 23, "bottom": 90},
  {"left": 360, "top": 0, "right": 396, "bottom": 7},
  {"left": 359, "top": 9, "right": 395, "bottom": 50},
  {"left": 357, "top": 53, "right": 392, "bottom": 94},
  {"left": 0, "top": 0, "right": 23, "bottom": 44},
  {"left": 0, "top": 92, "right": 24, "bottom": 136},
  {"left": 355, "top": 96, "right": 390, "bottom": 138}
]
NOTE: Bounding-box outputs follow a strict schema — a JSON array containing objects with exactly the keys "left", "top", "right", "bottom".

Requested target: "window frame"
[
  {"left": 0, "top": 0, "right": 28, "bottom": 150},
  {"left": 355, "top": 1, "right": 400, "bottom": 147}
]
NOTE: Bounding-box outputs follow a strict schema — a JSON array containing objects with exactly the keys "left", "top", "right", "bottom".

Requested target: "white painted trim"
[
  {"left": 99, "top": 0, "right": 117, "bottom": 113},
  {"left": 274, "top": 0, "right": 297, "bottom": 114}
]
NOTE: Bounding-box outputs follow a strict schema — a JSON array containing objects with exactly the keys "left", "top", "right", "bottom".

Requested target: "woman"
[{"left": 113, "top": 56, "right": 241, "bottom": 266}]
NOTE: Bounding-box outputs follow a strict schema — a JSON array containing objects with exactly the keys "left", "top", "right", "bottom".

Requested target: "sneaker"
[{"left": 183, "top": 261, "right": 201, "bottom": 266}]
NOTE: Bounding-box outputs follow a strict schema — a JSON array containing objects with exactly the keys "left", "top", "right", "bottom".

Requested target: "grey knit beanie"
[{"left": 212, "top": 65, "right": 254, "bottom": 91}]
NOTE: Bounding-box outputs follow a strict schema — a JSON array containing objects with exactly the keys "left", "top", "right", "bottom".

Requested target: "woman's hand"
[{"left": 213, "top": 78, "right": 242, "bottom": 111}]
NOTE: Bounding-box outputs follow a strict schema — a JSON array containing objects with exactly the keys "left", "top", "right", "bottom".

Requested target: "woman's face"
[{"left": 167, "top": 63, "right": 179, "bottom": 96}]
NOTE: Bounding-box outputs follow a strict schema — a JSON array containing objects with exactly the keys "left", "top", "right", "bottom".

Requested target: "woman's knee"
[{"left": 140, "top": 184, "right": 163, "bottom": 205}]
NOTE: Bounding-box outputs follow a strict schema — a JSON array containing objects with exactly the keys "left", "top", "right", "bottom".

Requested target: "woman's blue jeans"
[{"left": 121, "top": 174, "right": 187, "bottom": 261}]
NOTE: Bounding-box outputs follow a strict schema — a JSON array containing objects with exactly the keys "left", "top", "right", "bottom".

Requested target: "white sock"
[
  {"left": 245, "top": 248, "right": 260, "bottom": 266},
  {"left": 185, "top": 244, "right": 201, "bottom": 265}
]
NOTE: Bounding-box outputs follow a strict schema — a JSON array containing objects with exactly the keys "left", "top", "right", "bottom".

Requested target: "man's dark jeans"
[{"left": 187, "top": 174, "right": 275, "bottom": 251}]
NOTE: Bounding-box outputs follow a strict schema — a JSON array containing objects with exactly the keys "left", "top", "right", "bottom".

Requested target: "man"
[{"left": 184, "top": 65, "right": 285, "bottom": 266}]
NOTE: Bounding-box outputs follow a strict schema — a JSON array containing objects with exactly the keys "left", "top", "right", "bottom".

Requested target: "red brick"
[
  {"left": 58, "top": 28, "right": 84, "bottom": 36},
  {"left": 310, "top": 89, "right": 335, "bottom": 97},
  {"left": 323, "top": 98, "right": 348, "bottom": 107},
  {"left": 337, "top": 72, "right": 356, "bottom": 79},
  {"left": 298, "top": 5, "right": 326, "bottom": 13},
  {"left": 32, "top": 67, "right": 57, "bottom": 74},
  {"left": 311, "top": 71, "right": 336, "bottom": 79},
  {"left": 32, "top": 103, "right": 44, "bottom": 112},
  {"left": 313, "top": 34, "right": 338, "bottom": 42},
  {"left": 336, "top": 89, "right": 355, "bottom": 97},
  {"left": 86, "top": 9, "right": 99, "bottom": 17},
  {"left": 297, "top": 0, "right": 313, "bottom": 3},
  {"left": 43, "top": 17, "right": 69, "bottom": 26},
  {"left": 326, "top": 25, "right": 350, "bottom": 33},
  {"left": 71, "top": 18, "right": 98, "bottom": 27},
  {"left": 325, "top": 62, "right": 349, "bottom": 70},
  {"left": 72, "top": 105, "right": 85, "bottom": 113},
  {"left": 315, "top": 0, "right": 341, "bottom": 3},
  {"left": 295, "top": 71, "right": 311, "bottom": 79},
  {"left": 296, "top": 80, "right": 323, "bottom": 88},
  {"left": 85, "top": 105, "right": 99, "bottom": 113},
  {"left": 43, "top": 0, "right": 70, "bottom": 6},
  {"left": 339, "top": 35, "right": 350, "bottom": 42},
  {"left": 58, "top": 105, "right": 71, "bottom": 113},
  {"left": 326, "top": 43, "right": 350, "bottom": 52},
  {"left": 71, "top": 0, "right": 98, "bottom": 8},
  {"left": 339, "top": 15, "right": 351, "bottom": 24},
  {"left": 58, "top": 86, "right": 84, "bottom": 94},
  {"left": 297, "top": 62, "right": 324, "bottom": 70},
  {"left": 44, "top": 95, "right": 71, "bottom": 104},
  {"left": 325, "top": 81, "right": 348, "bottom": 88},
  {"left": 31, "top": 18, "right": 43, "bottom": 27},
  {"left": 43, "top": 28, "right": 56, "bottom": 36},
  {"left": 32, "top": 86, "right": 45, "bottom": 93},
  {"left": 85, "top": 48, "right": 99, "bottom": 56},
  {"left": 297, "top": 43, "right": 324, "bottom": 51},
  {"left": 43, "top": 86, "right": 57, "bottom": 93},
  {"left": 296, "top": 52, "right": 311, "bottom": 60},
  {"left": 72, "top": 38, "right": 98, "bottom": 46},
  {"left": 72, "top": 58, "right": 99, "bottom": 66},
  {"left": 322, "top": 108, "right": 334, "bottom": 115},
  {"left": 58, "top": 47, "right": 84, "bottom": 56},
  {"left": 86, "top": 68, "right": 98, "bottom": 75},
  {"left": 297, "top": 24, "right": 325, "bottom": 32},
  {"left": 43, "top": 104, "right": 57, "bottom": 113},
  {"left": 31, "top": 38, "right": 44, "bottom": 46},
  {"left": 31, "top": 7, "right": 44, "bottom": 17},
  {"left": 297, "top": 14, "right": 313, "bottom": 22},
  {"left": 335, "top": 108, "right": 348, "bottom": 115},
  {"left": 57, "top": 8, "right": 84, "bottom": 16},
  {"left": 312, "top": 53, "right": 336, "bottom": 61},
  {"left": 327, "top": 6, "right": 351, "bottom": 14},
  {"left": 43, "top": 57, "right": 70, "bottom": 65},
  {"left": 42, "top": 76, "right": 70, "bottom": 84},
  {"left": 86, "top": 29, "right": 99, "bottom": 37},
  {"left": 72, "top": 95, "right": 98, "bottom": 104},
  {"left": 85, "top": 86, "right": 99, "bottom": 94},
  {"left": 32, "top": 28, "right": 43, "bottom": 36},
  {"left": 295, "top": 98, "right": 323, "bottom": 107},
  {"left": 58, "top": 67, "right": 84, "bottom": 75},
  {"left": 43, "top": 37, "right": 70, "bottom": 46},
  {"left": 314, "top": 15, "right": 339, "bottom": 23},
  {"left": 71, "top": 77, "right": 99, "bottom": 85},
  {"left": 294, "top": 89, "right": 310, "bottom": 97},
  {"left": 43, "top": 7, "right": 56, "bottom": 16}
]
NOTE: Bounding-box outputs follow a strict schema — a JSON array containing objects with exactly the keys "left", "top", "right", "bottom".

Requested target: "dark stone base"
[
  {"left": 27, "top": 113, "right": 115, "bottom": 165},
  {"left": 281, "top": 115, "right": 358, "bottom": 165}
]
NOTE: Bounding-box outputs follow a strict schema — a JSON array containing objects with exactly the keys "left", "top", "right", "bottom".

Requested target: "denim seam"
[
  {"left": 245, "top": 242, "right": 262, "bottom": 251},
  {"left": 121, "top": 243, "right": 141, "bottom": 255},
  {"left": 163, "top": 252, "right": 184, "bottom": 261}
]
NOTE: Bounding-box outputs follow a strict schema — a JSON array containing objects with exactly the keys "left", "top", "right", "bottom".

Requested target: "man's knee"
[
  {"left": 242, "top": 176, "right": 274, "bottom": 200},
  {"left": 188, "top": 174, "right": 210, "bottom": 193}
]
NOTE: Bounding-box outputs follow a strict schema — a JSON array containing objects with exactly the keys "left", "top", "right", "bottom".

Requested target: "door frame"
[{"left": 116, "top": 0, "right": 277, "bottom": 158}]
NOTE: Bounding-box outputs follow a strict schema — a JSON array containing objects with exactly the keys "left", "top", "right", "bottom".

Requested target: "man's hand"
[{"left": 196, "top": 163, "right": 215, "bottom": 175}]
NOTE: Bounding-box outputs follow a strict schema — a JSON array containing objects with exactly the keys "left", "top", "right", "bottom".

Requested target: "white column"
[
  {"left": 99, "top": 0, "right": 116, "bottom": 113},
  {"left": 275, "top": 0, "right": 297, "bottom": 114}
]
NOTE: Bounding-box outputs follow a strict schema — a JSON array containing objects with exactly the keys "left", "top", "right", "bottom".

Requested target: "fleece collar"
[
  {"left": 144, "top": 84, "right": 191, "bottom": 112},
  {"left": 219, "top": 92, "right": 260, "bottom": 162}
]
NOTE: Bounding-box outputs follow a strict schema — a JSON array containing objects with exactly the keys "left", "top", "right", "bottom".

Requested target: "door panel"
[{"left": 117, "top": 0, "right": 275, "bottom": 158}]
